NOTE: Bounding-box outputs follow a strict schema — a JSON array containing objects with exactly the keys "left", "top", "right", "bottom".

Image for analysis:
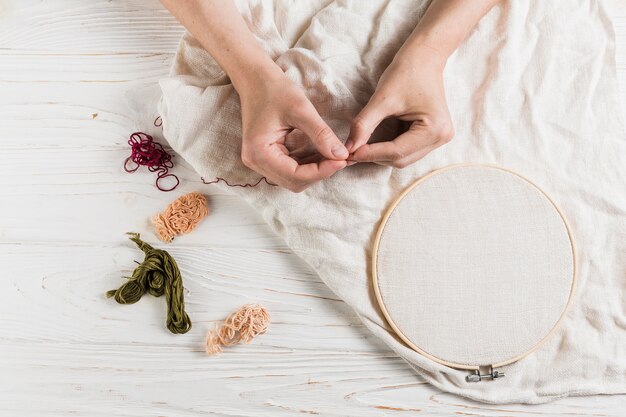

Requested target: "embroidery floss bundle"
[
  {"left": 124, "top": 132, "right": 180, "bottom": 192},
  {"left": 205, "top": 304, "right": 270, "bottom": 355},
  {"left": 106, "top": 232, "right": 192, "bottom": 334},
  {"left": 152, "top": 192, "right": 209, "bottom": 243}
]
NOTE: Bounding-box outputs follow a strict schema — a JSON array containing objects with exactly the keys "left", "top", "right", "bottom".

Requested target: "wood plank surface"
[{"left": 0, "top": 1, "right": 624, "bottom": 416}]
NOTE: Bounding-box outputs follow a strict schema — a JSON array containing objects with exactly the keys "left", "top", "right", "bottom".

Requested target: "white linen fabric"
[
  {"left": 374, "top": 165, "right": 575, "bottom": 368},
  {"left": 155, "top": 0, "right": 626, "bottom": 404}
]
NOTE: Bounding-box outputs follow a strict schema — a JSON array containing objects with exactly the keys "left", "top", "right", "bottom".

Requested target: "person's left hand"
[{"left": 346, "top": 47, "right": 454, "bottom": 168}]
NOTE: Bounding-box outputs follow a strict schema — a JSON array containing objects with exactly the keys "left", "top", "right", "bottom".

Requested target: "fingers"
[
  {"left": 242, "top": 141, "right": 347, "bottom": 192},
  {"left": 290, "top": 103, "right": 348, "bottom": 160},
  {"left": 350, "top": 120, "right": 454, "bottom": 168},
  {"left": 345, "top": 99, "right": 389, "bottom": 153}
]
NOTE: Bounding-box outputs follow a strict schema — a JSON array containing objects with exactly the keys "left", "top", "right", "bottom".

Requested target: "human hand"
[
  {"left": 160, "top": 0, "right": 348, "bottom": 192},
  {"left": 238, "top": 71, "right": 348, "bottom": 192},
  {"left": 346, "top": 47, "right": 454, "bottom": 168},
  {"left": 162, "top": 0, "right": 497, "bottom": 178}
]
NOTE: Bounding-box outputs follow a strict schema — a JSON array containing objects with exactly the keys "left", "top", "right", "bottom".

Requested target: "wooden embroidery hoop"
[{"left": 371, "top": 164, "right": 577, "bottom": 376}]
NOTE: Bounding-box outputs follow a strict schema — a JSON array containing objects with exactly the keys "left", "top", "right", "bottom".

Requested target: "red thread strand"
[
  {"left": 201, "top": 176, "right": 277, "bottom": 188},
  {"left": 124, "top": 132, "right": 179, "bottom": 192}
]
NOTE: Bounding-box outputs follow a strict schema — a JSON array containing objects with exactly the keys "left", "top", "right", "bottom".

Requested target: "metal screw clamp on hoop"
[{"left": 466, "top": 366, "right": 505, "bottom": 383}]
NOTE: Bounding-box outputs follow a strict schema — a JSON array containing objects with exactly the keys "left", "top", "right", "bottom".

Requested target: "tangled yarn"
[
  {"left": 106, "top": 232, "right": 192, "bottom": 334},
  {"left": 205, "top": 304, "right": 270, "bottom": 355},
  {"left": 152, "top": 192, "right": 209, "bottom": 243},
  {"left": 124, "top": 132, "right": 180, "bottom": 192}
]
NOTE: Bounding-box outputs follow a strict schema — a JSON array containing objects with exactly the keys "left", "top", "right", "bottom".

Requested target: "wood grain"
[{"left": 0, "top": 1, "right": 625, "bottom": 416}]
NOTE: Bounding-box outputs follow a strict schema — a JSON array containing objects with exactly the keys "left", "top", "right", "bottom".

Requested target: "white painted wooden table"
[{"left": 1, "top": 1, "right": 625, "bottom": 416}]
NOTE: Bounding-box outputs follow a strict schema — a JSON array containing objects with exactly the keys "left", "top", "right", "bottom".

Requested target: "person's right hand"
[
  {"left": 237, "top": 72, "right": 349, "bottom": 192},
  {"left": 159, "top": 1, "right": 349, "bottom": 192}
]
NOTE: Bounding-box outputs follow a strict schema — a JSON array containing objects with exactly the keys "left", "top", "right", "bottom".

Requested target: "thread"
[
  {"left": 201, "top": 176, "right": 277, "bottom": 188},
  {"left": 124, "top": 132, "right": 179, "bottom": 192},
  {"left": 106, "top": 232, "right": 192, "bottom": 334},
  {"left": 152, "top": 192, "right": 209, "bottom": 243},
  {"left": 205, "top": 304, "right": 270, "bottom": 355}
]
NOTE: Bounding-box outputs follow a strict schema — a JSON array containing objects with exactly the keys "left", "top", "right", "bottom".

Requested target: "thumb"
[
  {"left": 291, "top": 105, "right": 348, "bottom": 160},
  {"left": 345, "top": 99, "right": 388, "bottom": 153}
]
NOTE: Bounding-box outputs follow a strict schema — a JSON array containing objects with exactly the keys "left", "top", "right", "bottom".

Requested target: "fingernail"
[
  {"left": 332, "top": 144, "right": 349, "bottom": 159},
  {"left": 347, "top": 161, "right": 357, "bottom": 166},
  {"left": 345, "top": 139, "right": 354, "bottom": 151}
]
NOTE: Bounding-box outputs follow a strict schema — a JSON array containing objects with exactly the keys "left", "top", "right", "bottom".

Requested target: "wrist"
[
  {"left": 229, "top": 55, "right": 285, "bottom": 95},
  {"left": 392, "top": 41, "right": 448, "bottom": 73}
]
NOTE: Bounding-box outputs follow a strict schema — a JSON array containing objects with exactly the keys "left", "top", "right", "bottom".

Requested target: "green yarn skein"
[{"left": 106, "top": 232, "right": 192, "bottom": 334}]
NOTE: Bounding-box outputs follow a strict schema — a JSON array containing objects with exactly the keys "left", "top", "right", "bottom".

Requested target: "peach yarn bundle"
[
  {"left": 152, "top": 192, "right": 209, "bottom": 242},
  {"left": 205, "top": 304, "right": 270, "bottom": 356}
]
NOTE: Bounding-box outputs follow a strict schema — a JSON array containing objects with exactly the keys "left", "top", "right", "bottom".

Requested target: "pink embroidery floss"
[
  {"left": 152, "top": 192, "right": 209, "bottom": 243},
  {"left": 205, "top": 304, "right": 270, "bottom": 356},
  {"left": 124, "top": 132, "right": 180, "bottom": 192}
]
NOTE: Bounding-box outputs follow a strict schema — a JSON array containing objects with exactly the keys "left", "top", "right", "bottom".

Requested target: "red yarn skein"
[{"left": 124, "top": 132, "right": 180, "bottom": 192}]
